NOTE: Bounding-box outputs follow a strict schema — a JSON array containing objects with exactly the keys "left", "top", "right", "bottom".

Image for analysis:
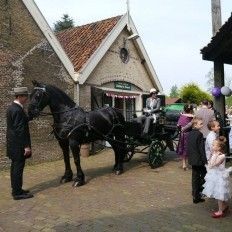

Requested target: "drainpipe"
[{"left": 74, "top": 82, "right": 79, "bottom": 105}]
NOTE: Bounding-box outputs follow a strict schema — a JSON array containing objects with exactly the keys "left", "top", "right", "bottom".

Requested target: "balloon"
[
  {"left": 211, "top": 87, "right": 221, "bottom": 97},
  {"left": 221, "top": 86, "right": 232, "bottom": 96}
]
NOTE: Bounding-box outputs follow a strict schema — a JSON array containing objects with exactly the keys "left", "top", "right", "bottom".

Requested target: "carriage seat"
[{"left": 124, "top": 121, "right": 143, "bottom": 138}]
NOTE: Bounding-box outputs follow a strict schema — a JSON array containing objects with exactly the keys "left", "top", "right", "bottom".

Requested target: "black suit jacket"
[
  {"left": 187, "top": 129, "right": 207, "bottom": 166},
  {"left": 6, "top": 103, "right": 31, "bottom": 160}
]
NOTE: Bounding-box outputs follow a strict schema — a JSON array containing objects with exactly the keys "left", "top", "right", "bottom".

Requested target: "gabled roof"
[
  {"left": 22, "top": 0, "right": 76, "bottom": 80},
  {"left": 57, "top": 16, "right": 122, "bottom": 72},
  {"left": 165, "top": 97, "right": 182, "bottom": 105},
  {"left": 201, "top": 13, "right": 232, "bottom": 64},
  {"left": 56, "top": 13, "right": 163, "bottom": 92}
]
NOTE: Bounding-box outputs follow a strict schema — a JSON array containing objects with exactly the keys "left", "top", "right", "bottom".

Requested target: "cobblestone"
[{"left": 0, "top": 149, "right": 232, "bottom": 231}]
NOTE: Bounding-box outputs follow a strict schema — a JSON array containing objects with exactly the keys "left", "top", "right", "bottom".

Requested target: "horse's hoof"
[
  {"left": 112, "top": 163, "right": 118, "bottom": 171},
  {"left": 60, "top": 176, "right": 73, "bottom": 184},
  {"left": 72, "top": 180, "right": 85, "bottom": 187},
  {"left": 115, "top": 170, "right": 123, "bottom": 175}
]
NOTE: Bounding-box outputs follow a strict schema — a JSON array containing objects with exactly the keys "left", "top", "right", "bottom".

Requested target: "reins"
[
  {"left": 67, "top": 122, "right": 126, "bottom": 145},
  {"left": 38, "top": 107, "right": 78, "bottom": 116}
]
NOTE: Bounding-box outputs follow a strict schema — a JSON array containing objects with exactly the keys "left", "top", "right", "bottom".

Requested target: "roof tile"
[
  {"left": 57, "top": 15, "right": 122, "bottom": 72},
  {"left": 165, "top": 97, "right": 182, "bottom": 105}
]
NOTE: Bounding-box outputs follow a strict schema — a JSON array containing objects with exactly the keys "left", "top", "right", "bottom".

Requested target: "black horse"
[{"left": 28, "top": 81, "right": 127, "bottom": 187}]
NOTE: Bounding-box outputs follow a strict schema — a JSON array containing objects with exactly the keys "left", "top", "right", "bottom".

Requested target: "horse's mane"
[{"left": 46, "top": 84, "right": 76, "bottom": 107}]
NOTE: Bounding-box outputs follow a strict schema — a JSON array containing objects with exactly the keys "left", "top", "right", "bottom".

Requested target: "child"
[
  {"left": 202, "top": 137, "right": 232, "bottom": 218},
  {"left": 177, "top": 104, "right": 194, "bottom": 170},
  {"left": 187, "top": 117, "right": 207, "bottom": 203},
  {"left": 205, "top": 120, "right": 220, "bottom": 161}
]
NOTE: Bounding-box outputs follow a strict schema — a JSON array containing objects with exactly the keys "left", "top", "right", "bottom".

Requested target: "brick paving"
[{"left": 0, "top": 149, "right": 232, "bottom": 232}]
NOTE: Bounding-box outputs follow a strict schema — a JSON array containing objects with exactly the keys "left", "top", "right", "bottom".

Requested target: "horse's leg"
[
  {"left": 110, "top": 134, "right": 126, "bottom": 175},
  {"left": 58, "top": 139, "right": 73, "bottom": 183},
  {"left": 111, "top": 142, "right": 119, "bottom": 171},
  {"left": 69, "top": 139, "right": 85, "bottom": 187}
]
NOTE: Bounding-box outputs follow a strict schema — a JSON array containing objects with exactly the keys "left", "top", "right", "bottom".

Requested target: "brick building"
[
  {"left": 0, "top": 0, "right": 162, "bottom": 169},
  {"left": 57, "top": 14, "right": 163, "bottom": 120},
  {"left": 0, "top": 0, "right": 75, "bottom": 168}
]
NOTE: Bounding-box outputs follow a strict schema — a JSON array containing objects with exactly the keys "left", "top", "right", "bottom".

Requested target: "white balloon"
[{"left": 221, "top": 86, "right": 232, "bottom": 96}]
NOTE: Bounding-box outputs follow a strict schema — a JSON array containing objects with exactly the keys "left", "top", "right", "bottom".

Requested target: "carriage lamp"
[{"left": 158, "top": 116, "right": 166, "bottom": 125}]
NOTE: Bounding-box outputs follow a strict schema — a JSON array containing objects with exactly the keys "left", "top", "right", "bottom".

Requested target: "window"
[{"left": 120, "top": 48, "right": 129, "bottom": 63}]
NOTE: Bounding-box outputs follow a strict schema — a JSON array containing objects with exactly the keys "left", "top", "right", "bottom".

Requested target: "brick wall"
[
  {"left": 0, "top": 0, "right": 74, "bottom": 169},
  {"left": 79, "top": 85, "right": 91, "bottom": 110}
]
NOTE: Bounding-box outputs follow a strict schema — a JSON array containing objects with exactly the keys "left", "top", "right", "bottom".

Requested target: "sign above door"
[{"left": 114, "top": 81, "right": 131, "bottom": 90}]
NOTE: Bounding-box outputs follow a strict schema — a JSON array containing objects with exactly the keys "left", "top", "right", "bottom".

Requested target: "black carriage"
[
  {"left": 124, "top": 113, "right": 178, "bottom": 168},
  {"left": 28, "top": 81, "right": 182, "bottom": 187}
]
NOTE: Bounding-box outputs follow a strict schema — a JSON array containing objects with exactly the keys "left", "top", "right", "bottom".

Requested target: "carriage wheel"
[
  {"left": 148, "top": 140, "right": 165, "bottom": 168},
  {"left": 124, "top": 144, "right": 135, "bottom": 162}
]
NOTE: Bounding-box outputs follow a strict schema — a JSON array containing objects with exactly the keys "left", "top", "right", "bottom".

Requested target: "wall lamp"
[
  {"left": 123, "top": 33, "right": 139, "bottom": 47},
  {"left": 127, "top": 33, "right": 139, "bottom": 40}
]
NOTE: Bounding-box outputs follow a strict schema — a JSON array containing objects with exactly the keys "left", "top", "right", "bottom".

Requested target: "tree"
[
  {"left": 169, "top": 85, "right": 179, "bottom": 98},
  {"left": 226, "top": 97, "right": 232, "bottom": 108},
  {"left": 179, "top": 83, "right": 211, "bottom": 105},
  {"left": 54, "top": 14, "right": 75, "bottom": 32},
  {"left": 205, "top": 68, "right": 232, "bottom": 93},
  {"left": 205, "top": 68, "right": 214, "bottom": 93}
]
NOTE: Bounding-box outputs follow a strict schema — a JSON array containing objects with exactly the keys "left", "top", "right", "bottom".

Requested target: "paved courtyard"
[{"left": 0, "top": 149, "right": 232, "bottom": 232}]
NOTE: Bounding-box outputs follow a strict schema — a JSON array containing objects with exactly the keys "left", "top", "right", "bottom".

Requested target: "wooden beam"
[
  {"left": 214, "top": 60, "right": 225, "bottom": 122},
  {"left": 211, "top": 0, "right": 222, "bottom": 35}
]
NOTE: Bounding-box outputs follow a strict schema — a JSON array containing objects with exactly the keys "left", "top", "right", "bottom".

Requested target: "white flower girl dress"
[{"left": 203, "top": 153, "right": 232, "bottom": 201}]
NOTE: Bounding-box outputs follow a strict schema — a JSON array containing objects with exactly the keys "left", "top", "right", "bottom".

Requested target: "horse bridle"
[
  {"left": 31, "top": 87, "right": 78, "bottom": 116},
  {"left": 30, "top": 87, "right": 49, "bottom": 115}
]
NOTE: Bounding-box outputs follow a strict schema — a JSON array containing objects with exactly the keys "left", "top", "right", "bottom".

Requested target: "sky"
[{"left": 34, "top": 0, "right": 232, "bottom": 95}]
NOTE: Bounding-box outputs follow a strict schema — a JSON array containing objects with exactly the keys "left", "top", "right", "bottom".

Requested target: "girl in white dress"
[
  {"left": 203, "top": 136, "right": 232, "bottom": 218},
  {"left": 205, "top": 120, "right": 220, "bottom": 161}
]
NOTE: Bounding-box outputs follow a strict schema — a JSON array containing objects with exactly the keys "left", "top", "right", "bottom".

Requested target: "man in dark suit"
[
  {"left": 6, "top": 87, "right": 33, "bottom": 200},
  {"left": 187, "top": 117, "right": 207, "bottom": 204}
]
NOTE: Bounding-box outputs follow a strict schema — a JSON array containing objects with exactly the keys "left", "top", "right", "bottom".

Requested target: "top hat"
[
  {"left": 11, "top": 87, "right": 30, "bottom": 96},
  {"left": 150, "top": 88, "right": 158, "bottom": 94}
]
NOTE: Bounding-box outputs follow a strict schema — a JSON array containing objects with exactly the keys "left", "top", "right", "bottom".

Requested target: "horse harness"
[
  {"left": 31, "top": 86, "right": 126, "bottom": 145},
  {"left": 51, "top": 108, "right": 124, "bottom": 143}
]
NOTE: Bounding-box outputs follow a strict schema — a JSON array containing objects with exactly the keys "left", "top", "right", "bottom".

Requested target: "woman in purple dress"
[{"left": 177, "top": 104, "right": 194, "bottom": 170}]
